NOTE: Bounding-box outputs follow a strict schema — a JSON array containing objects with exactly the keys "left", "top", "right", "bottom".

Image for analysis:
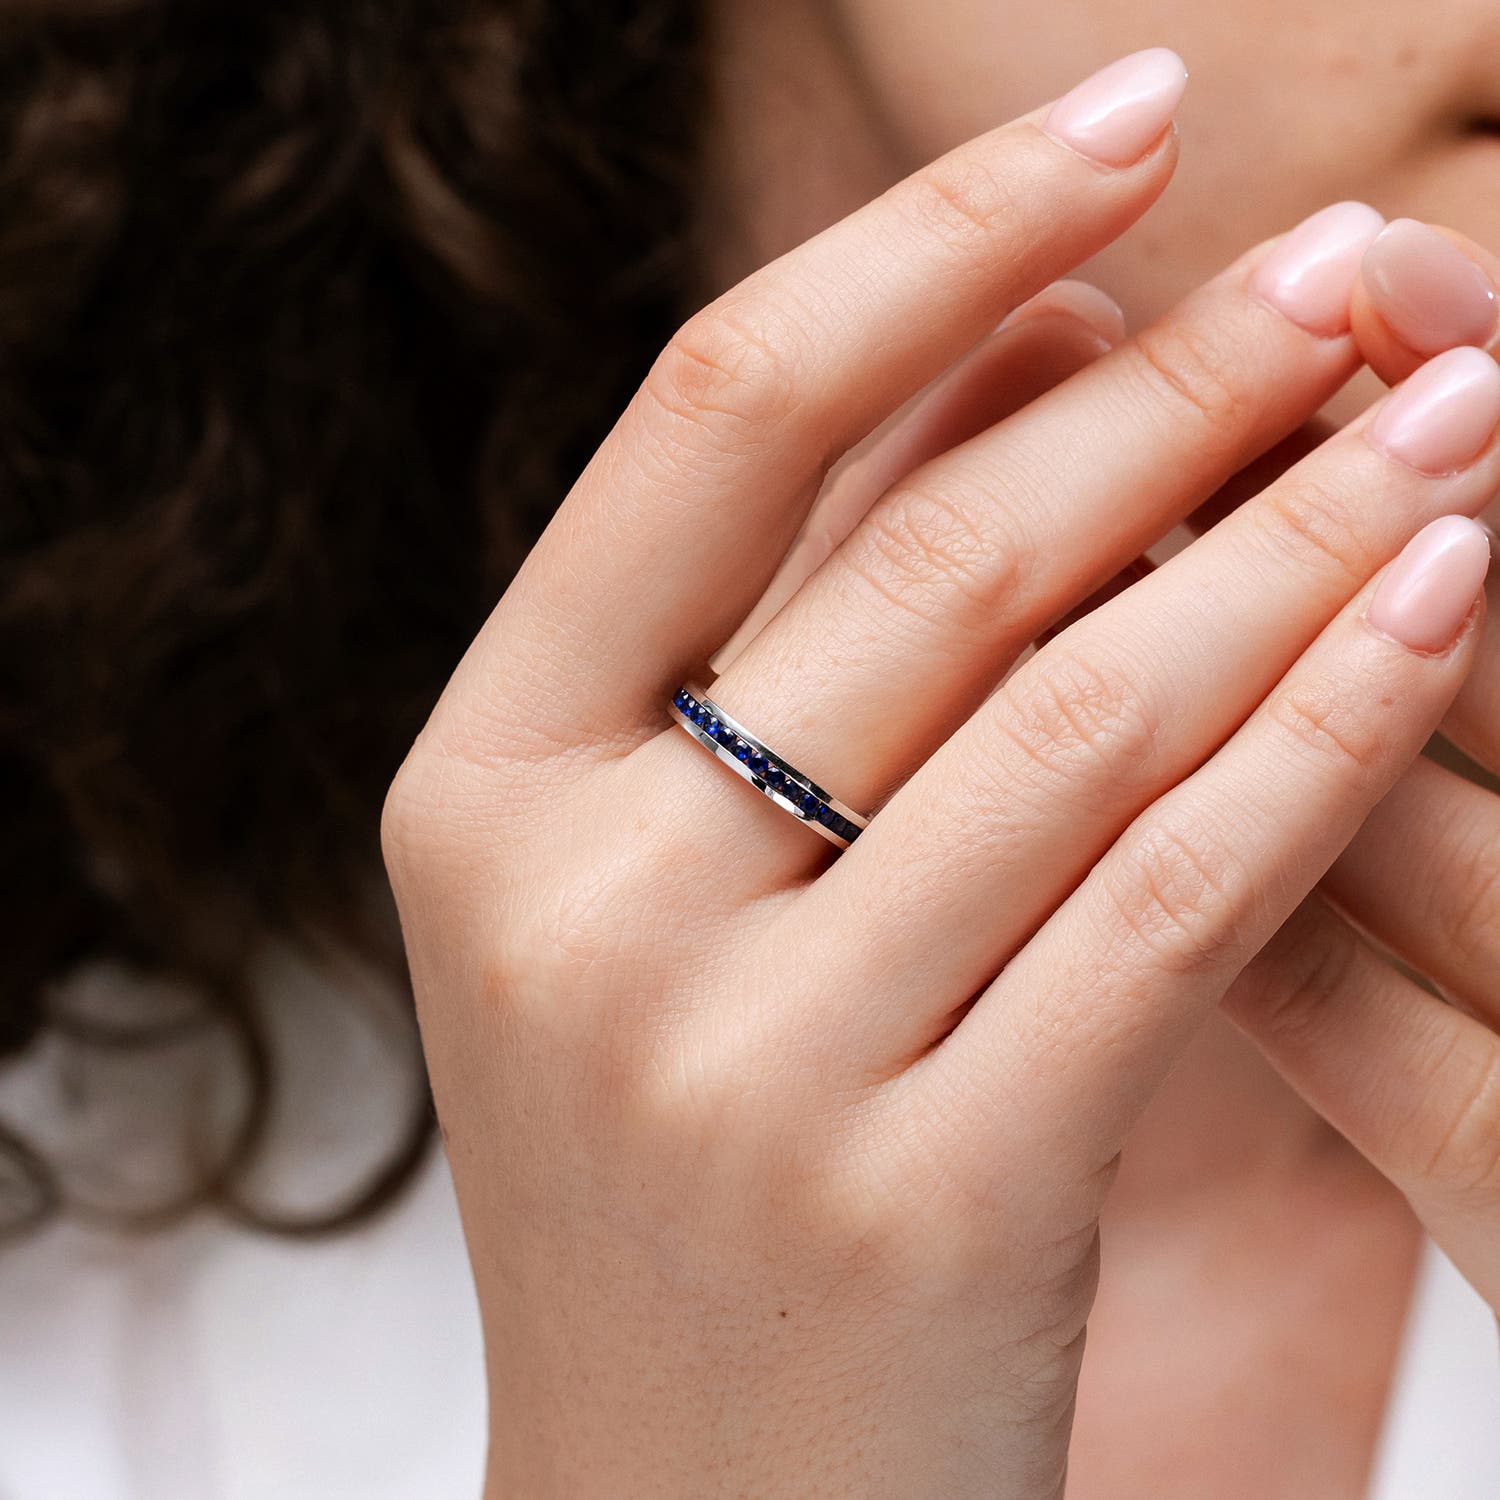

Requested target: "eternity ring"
[{"left": 669, "top": 682, "right": 871, "bottom": 850}]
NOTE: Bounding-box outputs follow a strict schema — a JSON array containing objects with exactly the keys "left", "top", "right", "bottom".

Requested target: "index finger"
[{"left": 428, "top": 49, "right": 1188, "bottom": 761}]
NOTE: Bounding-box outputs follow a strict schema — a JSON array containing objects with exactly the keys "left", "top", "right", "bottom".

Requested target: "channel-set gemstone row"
[{"left": 672, "top": 687, "right": 862, "bottom": 844}]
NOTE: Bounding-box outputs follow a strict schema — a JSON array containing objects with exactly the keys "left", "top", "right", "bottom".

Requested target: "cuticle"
[
  {"left": 1361, "top": 429, "right": 1476, "bottom": 479},
  {"left": 1244, "top": 282, "right": 1355, "bottom": 342},
  {"left": 1032, "top": 113, "right": 1178, "bottom": 175}
]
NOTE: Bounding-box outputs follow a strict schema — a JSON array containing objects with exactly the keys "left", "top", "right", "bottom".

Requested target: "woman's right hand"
[{"left": 382, "top": 49, "right": 1498, "bottom": 1497}]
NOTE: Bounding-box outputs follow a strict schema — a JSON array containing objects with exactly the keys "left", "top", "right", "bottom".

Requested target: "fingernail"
[
  {"left": 1363, "top": 219, "right": 1499, "bottom": 356},
  {"left": 1249, "top": 202, "right": 1385, "bottom": 335},
  {"left": 1000, "top": 280, "right": 1128, "bottom": 344},
  {"left": 1042, "top": 48, "right": 1189, "bottom": 169},
  {"left": 1367, "top": 514, "right": 1491, "bottom": 652},
  {"left": 1366, "top": 346, "right": 1500, "bottom": 474}
]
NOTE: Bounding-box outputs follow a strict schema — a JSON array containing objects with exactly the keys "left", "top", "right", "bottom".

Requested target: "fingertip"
[
  {"left": 1349, "top": 273, "right": 1423, "bottom": 386},
  {"left": 1355, "top": 220, "right": 1500, "bottom": 383},
  {"left": 1366, "top": 514, "right": 1493, "bottom": 655},
  {"left": 1040, "top": 47, "right": 1189, "bottom": 170}
]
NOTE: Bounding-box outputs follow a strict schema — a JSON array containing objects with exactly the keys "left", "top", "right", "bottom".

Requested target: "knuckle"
[
  {"left": 1437, "top": 830, "right": 1500, "bottom": 975},
  {"left": 1267, "top": 673, "right": 1380, "bottom": 776},
  {"left": 1102, "top": 816, "right": 1249, "bottom": 973},
  {"left": 379, "top": 745, "right": 443, "bottom": 886},
  {"left": 1252, "top": 475, "right": 1368, "bottom": 591},
  {"left": 510, "top": 846, "right": 659, "bottom": 1000},
  {"left": 1418, "top": 1042, "right": 1500, "bottom": 1204},
  {"left": 997, "top": 642, "right": 1158, "bottom": 793},
  {"left": 645, "top": 295, "right": 808, "bottom": 442},
  {"left": 903, "top": 148, "right": 1027, "bottom": 258},
  {"left": 844, "top": 482, "right": 1027, "bottom": 637},
  {"left": 1128, "top": 316, "right": 1258, "bottom": 436},
  {"left": 1251, "top": 911, "right": 1363, "bottom": 1040},
  {"left": 479, "top": 859, "right": 654, "bottom": 1071}
]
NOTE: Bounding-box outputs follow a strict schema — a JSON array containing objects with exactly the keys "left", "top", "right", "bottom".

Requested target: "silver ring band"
[{"left": 669, "top": 682, "right": 870, "bottom": 850}]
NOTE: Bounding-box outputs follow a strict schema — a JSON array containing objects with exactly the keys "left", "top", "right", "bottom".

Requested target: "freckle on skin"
[
  {"left": 779, "top": 1308, "right": 788, "bottom": 1318},
  {"left": 1396, "top": 44, "right": 1419, "bottom": 69}
]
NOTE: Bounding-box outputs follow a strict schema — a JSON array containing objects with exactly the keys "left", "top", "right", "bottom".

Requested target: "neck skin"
[
  {"left": 696, "top": 0, "right": 1375, "bottom": 1203},
  {"left": 694, "top": 0, "right": 896, "bottom": 296}
]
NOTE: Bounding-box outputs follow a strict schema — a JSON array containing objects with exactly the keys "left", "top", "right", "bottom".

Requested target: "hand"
[
  {"left": 1112, "top": 222, "right": 1500, "bottom": 1321},
  {"left": 800, "top": 218, "right": 1500, "bottom": 1331},
  {"left": 724, "top": 207, "right": 1500, "bottom": 1327},
  {"left": 382, "top": 49, "right": 1497, "bottom": 1496},
  {"left": 1219, "top": 222, "right": 1500, "bottom": 1319}
]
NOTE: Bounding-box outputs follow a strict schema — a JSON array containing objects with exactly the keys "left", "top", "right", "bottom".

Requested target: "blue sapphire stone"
[
  {"left": 816, "top": 805, "right": 836, "bottom": 827},
  {"left": 734, "top": 740, "right": 753, "bottom": 762},
  {"left": 764, "top": 766, "right": 785, "bottom": 787},
  {"left": 799, "top": 790, "right": 819, "bottom": 814},
  {"left": 748, "top": 752, "right": 769, "bottom": 774},
  {"left": 704, "top": 716, "right": 721, "bottom": 738},
  {"left": 715, "top": 724, "right": 735, "bottom": 747}
]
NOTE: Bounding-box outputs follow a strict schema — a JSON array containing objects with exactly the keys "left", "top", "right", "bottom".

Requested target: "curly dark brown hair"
[{"left": 0, "top": 0, "right": 708, "bottom": 1235}]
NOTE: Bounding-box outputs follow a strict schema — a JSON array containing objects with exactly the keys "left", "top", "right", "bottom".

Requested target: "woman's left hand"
[{"left": 1220, "top": 223, "right": 1500, "bottom": 1316}]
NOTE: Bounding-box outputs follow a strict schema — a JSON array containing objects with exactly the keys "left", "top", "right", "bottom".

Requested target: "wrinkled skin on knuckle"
[
  {"left": 645, "top": 293, "right": 811, "bottom": 449},
  {"left": 841, "top": 480, "right": 1027, "bottom": 641},
  {"left": 1101, "top": 814, "right": 1252, "bottom": 975},
  {"left": 1251, "top": 471, "right": 1369, "bottom": 594},
  {"left": 996, "top": 640, "right": 1159, "bottom": 798},
  {"left": 902, "top": 143, "right": 1032, "bottom": 263},
  {"left": 1436, "top": 824, "right": 1500, "bottom": 975},
  {"left": 1127, "top": 314, "right": 1260, "bottom": 443},
  {"left": 1267, "top": 667, "right": 1384, "bottom": 779},
  {"left": 1247, "top": 910, "right": 1364, "bottom": 1042},
  {"left": 1415, "top": 1040, "right": 1500, "bottom": 1206}
]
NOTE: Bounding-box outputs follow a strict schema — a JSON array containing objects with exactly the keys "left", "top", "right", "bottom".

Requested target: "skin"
[
  {"left": 695, "top": 7, "right": 1500, "bottom": 1492},
  {"left": 383, "top": 10, "right": 1500, "bottom": 1498}
]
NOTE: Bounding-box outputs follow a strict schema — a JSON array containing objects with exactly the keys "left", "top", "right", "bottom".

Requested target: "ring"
[{"left": 670, "top": 682, "right": 871, "bottom": 850}]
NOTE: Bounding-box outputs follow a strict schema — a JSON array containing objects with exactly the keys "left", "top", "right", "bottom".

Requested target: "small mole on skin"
[{"left": 779, "top": 1309, "right": 788, "bottom": 1318}]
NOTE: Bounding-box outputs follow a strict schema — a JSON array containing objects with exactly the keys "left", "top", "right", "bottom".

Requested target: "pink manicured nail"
[
  {"left": 1366, "top": 346, "right": 1500, "bottom": 473},
  {"left": 1249, "top": 202, "right": 1385, "bottom": 335},
  {"left": 1042, "top": 48, "right": 1188, "bottom": 168},
  {"left": 1363, "top": 219, "right": 1499, "bottom": 356},
  {"left": 1367, "top": 515, "right": 1491, "bottom": 651},
  {"left": 1000, "top": 279, "right": 1128, "bottom": 344}
]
